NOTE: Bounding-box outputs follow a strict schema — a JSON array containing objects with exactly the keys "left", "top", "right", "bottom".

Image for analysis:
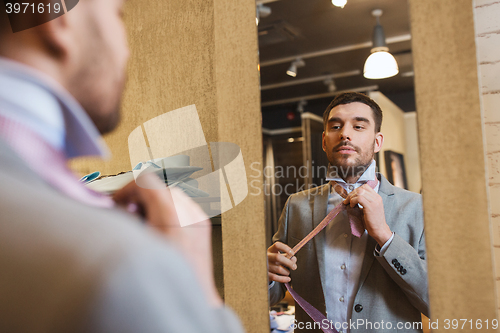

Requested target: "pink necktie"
[
  {"left": 284, "top": 180, "right": 378, "bottom": 333},
  {"left": 330, "top": 180, "right": 374, "bottom": 238}
]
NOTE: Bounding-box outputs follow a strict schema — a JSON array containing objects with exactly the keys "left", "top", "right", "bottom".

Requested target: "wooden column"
[
  {"left": 409, "top": 0, "right": 498, "bottom": 331},
  {"left": 213, "top": 1, "right": 269, "bottom": 332}
]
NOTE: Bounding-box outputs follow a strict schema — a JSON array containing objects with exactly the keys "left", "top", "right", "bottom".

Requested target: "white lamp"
[
  {"left": 297, "top": 99, "right": 307, "bottom": 113},
  {"left": 286, "top": 58, "right": 305, "bottom": 77},
  {"left": 363, "top": 9, "right": 399, "bottom": 79},
  {"left": 324, "top": 77, "right": 337, "bottom": 92},
  {"left": 331, "top": 0, "right": 347, "bottom": 8},
  {"left": 256, "top": 4, "right": 271, "bottom": 26}
]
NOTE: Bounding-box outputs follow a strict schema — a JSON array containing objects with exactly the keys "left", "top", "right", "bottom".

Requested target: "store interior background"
[{"left": 69, "top": 0, "right": 500, "bottom": 332}]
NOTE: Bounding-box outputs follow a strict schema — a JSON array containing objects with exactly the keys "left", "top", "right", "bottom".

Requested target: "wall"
[
  {"left": 369, "top": 91, "right": 421, "bottom": 193},
  {"left": 474, "top": 0, "right": 500, "bottom": 312},
  {"left": 404, "top": 112, "right": 422, "bottom": 193},
  {"left": 409, "top": 0, "right": 498, "bottom": 330}
]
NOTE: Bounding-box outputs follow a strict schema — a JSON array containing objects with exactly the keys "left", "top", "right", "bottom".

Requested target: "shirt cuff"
[
  {"left": 374, "top": 232, "right": 395, "bottom": 256},
  {"left": 268, "top": 281, "right": 275, "bottom": 290}
]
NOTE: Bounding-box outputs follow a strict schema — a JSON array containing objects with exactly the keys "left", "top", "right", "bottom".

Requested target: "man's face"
[
  {"left": 322, "top": 102, "right": 383, "bottom": 175},
  {"left": 69, "top": 0, "right": 129, "bottom": 134}
]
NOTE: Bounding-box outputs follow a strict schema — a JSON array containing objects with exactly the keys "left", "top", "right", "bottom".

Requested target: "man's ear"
[
  {"left": 374, "top": 132, "right": 384, "bottom": 153},
  {"left": 34, "top": 12, "right": 72, "bottom": 58},
  {"left": 322, "top": 131, "right": 326, "bottom": 152}
]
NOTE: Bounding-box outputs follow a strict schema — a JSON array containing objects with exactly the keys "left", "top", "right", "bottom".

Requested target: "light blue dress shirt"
[
  {"left": 0, "top": 57, "right": 109, "bottom": 159},
  {"left": 323, "top": 160, "right": 393, "bottom": 333}
]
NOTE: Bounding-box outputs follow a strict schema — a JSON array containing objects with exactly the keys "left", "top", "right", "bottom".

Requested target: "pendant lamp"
[{"left": 363, "top": 9, "right": 399, "bottom": 79}]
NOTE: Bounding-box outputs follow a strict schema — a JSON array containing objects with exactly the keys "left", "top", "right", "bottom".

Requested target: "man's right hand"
[{"left": 267, "top": 242, "right": 297, "bottom": 283}]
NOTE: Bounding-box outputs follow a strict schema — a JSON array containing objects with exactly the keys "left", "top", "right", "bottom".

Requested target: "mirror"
[{"left": 257, "top": 0, "right": 430, "bottom": 331}]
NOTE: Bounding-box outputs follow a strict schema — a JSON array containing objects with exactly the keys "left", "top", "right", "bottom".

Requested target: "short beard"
[
  {"left": 70, "top": 66, "right": 124, "bottom": 135},
  {"left": 87, "top": 100, "right": 122, "bottom": 135},
  {"left": 326, "top": 141, "right": 375, "bottom": 183},
  {"left": 327, "top": 159, "right": 373, "bottom": 183}
]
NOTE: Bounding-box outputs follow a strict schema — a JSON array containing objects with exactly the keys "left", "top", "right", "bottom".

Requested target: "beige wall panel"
[
  {"left": 369, "top": 92, "right": 407, "bottom": 183},
  {"left": 71, "top": 0, "right": 268, "bottom": 332},
  {"left": 482, "top": 94, "right": 500, "bottom": 123},
  {"left": 370, "top": 92, "right": 422, "bottom": 193},
  {"left": 71, "top": 0, "right": 218, "bottom": 176},
  {"left": 404, "top": 112, "right": 422, "bottom": 194},
  {"left": 409, "top": 0, "right": 498, "bottom": 330},
  {"left": 213, "top": 1, "right": 269, "bottom": 332}
]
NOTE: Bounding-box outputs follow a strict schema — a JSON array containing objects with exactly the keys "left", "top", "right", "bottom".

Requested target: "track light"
[
  {"left": 297, "top": 99, "right": 307, "bottom": 113},
  {"left": 331, "top": 0, "right": 347, "bottom": 8},
  {"left": 256, "top": 4, "right": 271, "bottom": 26},
  {"left": 323, "top": 77, "right": 337, "bottom": 92},
  {"left": 287, "top": 58, "right": 305, "bottom": 77},
  {"left": 363, "top": 9, "right": 399, "bottom": 79}
]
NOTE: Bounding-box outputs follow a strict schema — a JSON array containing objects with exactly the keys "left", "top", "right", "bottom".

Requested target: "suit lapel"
[{"left": 356, "top": 174, "right": 396, "bottom": 293}]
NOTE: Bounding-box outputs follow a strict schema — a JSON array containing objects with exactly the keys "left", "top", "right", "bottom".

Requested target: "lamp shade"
[
  {"left": 331, "top": 0, "right": 347, "bottom": 8},
  {"left": 286, "top": 64, "right": 297, "bottom": 77},
  {"left": 286, "top": 58, "right": 304, "bottom": 77},
  {"left": 363, "top": 51, "right": 399, "bottom": 79}
]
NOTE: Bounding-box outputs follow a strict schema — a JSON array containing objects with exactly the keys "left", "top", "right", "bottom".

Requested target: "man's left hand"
[{"left": 343, "top": 184, "right": 392, "bottom": 247}]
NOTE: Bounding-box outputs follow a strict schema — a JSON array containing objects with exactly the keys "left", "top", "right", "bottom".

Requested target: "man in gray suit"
[
  {"left": 0, "top": 1, "right": 243, "bottom": 332},
  {"left": 268, "top": 93, "right": 428, "bottom": 333}
]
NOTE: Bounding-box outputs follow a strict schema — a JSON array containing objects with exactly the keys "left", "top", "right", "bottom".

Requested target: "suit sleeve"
[
  {"left": 374, "top": 197, "right": 430, "bottom": 318},
  {"left": 83, "top": 242, "right": 245, "bottom": 333},
  {"left": 269, "top": 196, "right": 292, "bottom": 306}
]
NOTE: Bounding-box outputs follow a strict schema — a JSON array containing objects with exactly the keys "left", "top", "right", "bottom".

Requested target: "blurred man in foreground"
[{"left": 0, "top": 0, "right": 243, "bottom": 332}]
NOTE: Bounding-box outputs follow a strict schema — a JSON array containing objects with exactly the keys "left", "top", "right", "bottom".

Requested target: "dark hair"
[{"left": 323, "top": 92, "right": 383, "bottom": 132}]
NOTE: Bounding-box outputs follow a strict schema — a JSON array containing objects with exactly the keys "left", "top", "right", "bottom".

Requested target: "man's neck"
[
  {"left": 343, "top": 165, "right": 367, "bottom": 184},
  {"left": 327, "top": 161, "right": 375, "bottom": 184}
]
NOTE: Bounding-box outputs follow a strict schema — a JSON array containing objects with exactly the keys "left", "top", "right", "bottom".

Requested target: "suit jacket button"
[
  {"left": 392, "top": 259, "right": 398, "bottom": 265},
  {"left": 354, "top": 304, "right": 363, "bottom": 313},
  {"left": 394, "top": 262, "right": 401, "bottom": 269},
  {"left": 401, "top": 268, "right": 407, "bottom": 275}
]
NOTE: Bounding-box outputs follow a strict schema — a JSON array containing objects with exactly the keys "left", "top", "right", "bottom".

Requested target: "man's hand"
[
  {"left": 343, "top": 184, "right": 392, "bottom": 247},
  {"left": 113, "top": 174, "right": 222, "bottom": 307},
  {"left": 267, "top": 242, "right": 297, "bottom": 283}
]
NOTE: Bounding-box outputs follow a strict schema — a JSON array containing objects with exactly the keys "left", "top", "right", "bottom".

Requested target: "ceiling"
[{"left": 257, "top": 0, "right": 416, "bottom": 129}]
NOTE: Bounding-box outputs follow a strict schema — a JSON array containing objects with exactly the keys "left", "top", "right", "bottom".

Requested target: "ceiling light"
[
  {"left": 297, "top": 99, "right": 307, "bottom": 113},
  {"left": 256, "top": 4, "right": 271, "bottom": 26},
  {"left": 363, "top": 9, "right": 399, "bottom": 80},
  {"left": 323, "top": 77, "right": 337, "bottom": 92},
  {"left": 286, "top": 65, "right": 297, "bottom": 77},
  {"left": 287, "top": 58, "right": 305, "bottom": 77},
  {"left": 331, "top": 0, "right": 347, "bottom": 8}
]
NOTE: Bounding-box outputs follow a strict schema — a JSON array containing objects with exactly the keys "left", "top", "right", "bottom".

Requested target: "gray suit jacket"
[
  {"left": 269, "top": 175, "right": 429, "bottom": 333},
  {"left": 0, "top": 138, "right": 243, "bottom": 333}
]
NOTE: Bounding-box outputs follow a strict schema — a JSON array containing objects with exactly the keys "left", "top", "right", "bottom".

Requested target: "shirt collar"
[
  {"left": 326, "top": 159, "right": 377, "bottom": 187},
  {"left": 0, "top": 57, "right": 109, "bottom": 159}
]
